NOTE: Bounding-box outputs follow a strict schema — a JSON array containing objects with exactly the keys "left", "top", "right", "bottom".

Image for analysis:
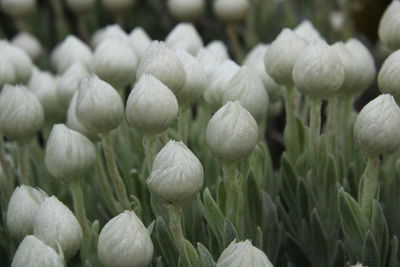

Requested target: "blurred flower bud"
[
  {"left": 11, "top": 32, "right": 42, "bottom": 61},
  {"left": 264, "top": 29, "right": 308, "bottom": 86},
  {"left": 294, "top": 20, "right": 323, "bottom": 43},
  {"left": 268, "top": 100, "right": 283, "bottom": 118},
  {"left": 76, "top": 75, "right": 124, "bottom": 133},
  {"left": 91, "top": 24, "right": 130, "bottom": 49},
  {"left": 378, "top": 50, "right": 400, "bottom": 101},
  {"left": 214, "top": 0, "right": 249, "bottom": 22},
  {"left": 33, "top": 196, "right": 82, "bottom": 259},
  {"left": 129, "top": 27, "right": 152, "bottom": 57},
  {"left": 0, "top": 55, "right": 16, "bottom": 87},
  {"left": 0, "top": 85, "right": 44, "bottom": 141},
  {"left": 217, "top": 240, "right": 273, "bottom": 267},
  {"left": 222, "top": 66, "right": 268, "bottom": 121},
  {"left": 98, "top": 210, "right": 153, "bottom": 267},
  {"left": 147, "top": 140, "right": 204, "bottom": 205},
  {"left": 11, "top": 235, "right": 64, "bottom": 267},
  {"left": 378, "top": 0, "right": 400, "bottom": 51},
  {"left": 45, "top": 124, "right": 96, "bottom": 182},
  {"left": 350, "top": 263, "right": 366, "bottom": 267},
  {"left": 196, "top": 47, "right": 225, "bottom": 78},
  {"left": 126, "top": 74, "right": 178, "bottom": 134},
  {"left": 0, "top": 41, "right": 33, "bottom": 84},
  {"left": 137, "top": 41, "right": 186, "bottom": 94},
  {"left": 7, "top": 185, "right": 48, "bottom": 240},
  {"left": 206, "top": 101, "right": 258, "bottom": 162},
  {"left": 354, "top": 94, "right": 400, "bottom": 156},
  {"left": 167, "top": 0, "right": 204, "bottom": 21},
  {"left": 102, "top": 0, "right": 134, "bottom": 14},
  {"left": 329, "top": 11, "right": 345, "bottom": 32},
  {"left": 94, "top": 39, "right": 137, "bottom": 89},
  {"left": 166, "top": 23, "right": 203, "bottom": 55},
  {"left": 66, "top": 0, "right": 95, "bottom": 14},
  {"left": 1, "top": 0, "right": 35, "bottom": 17},
  {"left": 206, "top": 40, "right": 229, "bottom": 60},
  {"left": 293, "top": 41, "right": 345, "bottom": 99}
]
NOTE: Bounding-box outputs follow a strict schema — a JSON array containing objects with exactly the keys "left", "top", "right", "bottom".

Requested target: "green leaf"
[
  {"left": 179, "top": 240, "right": 201, "bottom": 267},
  {"left": 389, "top": 236, "right": 399, "bottom": 267},
  {"left": 154, "top": 216, "right": 178, "bottom": 267},
  {"left": 311, "top": 209, "right": 329, "bottom": 265},
  {"left": 286, "top": 234, "right": 312, "bottom": 267},
  {"left": 330, "top": 240, "right": 345, "bottom": 267},
  {"left": 222, "top": 219, "right": 237, "bottom": 248},
  {"left": 280, "top": 154, "right": 298, "bottom": 211},
  {"left": 245, "top": 169, "right": 263, "bottom": 228},
  {"left": 362, "top": 231, "right": 380, "bottom": 267},
  {"left": 197, "top": 243, "right": 216, "bottom": 267},
  {"left": 297, "top": 178, "right": 309, "bottom": 221},
  {"left": 370, "top": 200, "right": 389, "bottom": 265}
]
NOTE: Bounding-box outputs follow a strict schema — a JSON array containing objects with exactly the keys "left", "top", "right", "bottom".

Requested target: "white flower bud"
[
  {"left": 167, "top": 0, "right": 204, "bottom": 21},
  {"left": 166, "top": 23, "right": 203, "bottom": 56},
  {"left": 378, "top": 50, "right": 400, "bottom": 101},
  {"left": 11, "top": 235, "right": 64, "bottom": 267},
  {"left": 175, "top": 49, "right": 207, "bottom": 105},
  {"left": 350, "top": 263, "right": 366, "bottom": 267},
  {"left": 91, "top": 24, "right": 131, "bottom": 49},
  {"left": 214, "top": 0, "right": 249, "bottom": 22},
  {"left": 217, "top": 240, "right": 273, "bottom": 267},
  {"left": 66, "top": 0, "right": 95, "bottom": 14},
  {"left": 204, "top": 59, "right": 239, "bottom": 109},
  {"left": 28, "top": 69, "right": 64, "bottom": 122},
  {"left": 1, "top": 0, "right": 35, "bottom": 17},
  {"left": 196, "top": 47, "right": 225, "bottom": 78},
  {"left": 0, "top": 55, "right": 16, "bottom": 87},
  {"left": 33, "top": 196, "right": 82, "bottom": 259},
  {"left": 222, "top": 66, "right": 268, "bottom": 121},
  {"left": 354, "top": 94, "right": 400, "bottom": 156},
  {"left": 264, "top": 29, "right": 308, "bottom": 86},
  {"left": 0, "top": 41, "right": 33, "bottom": 84},
  {"left": 7, "top": 185, "right": 48, "bottom": 240},
  {"left": 126, "top": 74, "right": 178, "bottom": 134},
  {"left": 268, "top": 100, "right": 283, "bottom": 118},
  {"left": 206, "top": 101, "right": 258, "bottom": 162},
  {"left": 129, "top": 27, "right": 152, "bottom": 57},
  {"left": 137, "top": 41, "right": 186, "bottom": 94},
  {"left": 98, "top": 210, "right": 154, "bottom": 267},
  {"left": 57, "top": 62, "right": 90, "bottom": 108},
  {"left": 0, "top": 84, "right": 44, "bottom": 141},
  {"left": 294, "top": 20, "right": 323, "bottom": 43},
  {"left": 45, "top": 124, "right": 96, "bottom": 182},
  {"left": 94, "top": 39, "right": 137, "bottom": 89},
  {"left": 102, "top": 0, "right": 134, "bottom": 13},
  {"left": 51, "top": 35, "right": 93, "bottom": 73},
  {"left": 345, "top": 38, "right": 376, "bottom": 94},
  {"left": 206, "top": 40, "right": 229, "bottom": 60},
  {"left": 11, "top": 32, "right": 42, "bottom": 61},
  {"left": 378, "top": 0, "right": 400, "bottom": 51},
  {"left": 293, "top": 41, "right": 345, "bottom": 99},
  {"left": 244, "top": 44, "right": 283, "bottom": 102},
  {"left": 147, "top": 140, "right": 204, "bottom": 205},
  {"left": 76, "top": 75, "right": 124, "bottom": 133},
  {"left": 330, "top": 11, "right": 345, "bottom": 32}
]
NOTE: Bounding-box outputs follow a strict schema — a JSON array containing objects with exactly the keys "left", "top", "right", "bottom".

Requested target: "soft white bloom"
[
  {"left": 51, "top": 35, "right": 93, "bottom": 73},
  {"left": 217, "top": 240, "right": 273, "bottom": 267},
  {"left": 45, "top": 124, "right": 96, "bottom": 182},
  {"left": 102, "top": 0, "right": 134, "bottom": 13},
  {"left": 206, "top": 101, "right": 258, "bottom": 162},
  {"left": 378, "top": 50, "right": 400, "bottom": 100},
  {"left": 76, "top": 75, "right": 124, "bottom": 133},
  {"left": 0, "top": 85, "right": 44, "bottom": 140},
  {"left": 293, "top": 41, "right": 345, "bottom": 99},
  {"left": 98, "top": 211, "right": 154, "bottom": 267},
  {"left": 94, "top": 39, "right": 137, "bottom": 89},
  {"left": 206, "top": 40, "right": 229, "bottom": 60},
  {"left": 196, "top": 47, "right": 225, "bottom": 78},
  {"left": 11, "top": 32, "right": 42, "bottom": 61},
  {"left": 354, "top": 94, "right": 400, "bottom": 156},
  {"left": 1, "top": 0, "right": 35, "bottom": 17},
  {"left": 264, "top": 29, "right": 308, "bottom": 86},
  {"left": 11, "top": 235, "right": 64, "bottom": 267},
  {"left": 66, "top": 0, "right": 95, "bottom": 13},
  {"left": 91, "top": 24, "right": 131, "bottom": 49},
  {"left": 7, "top": 186, "right": 48, "bottom": 240},
  {"left": 0, "top": 41, "right": 33, "bottom": 84},
  {"left": 294, "top": 20, "right": 323, "bottom": 42},
  {"left": 137, "top": 41, "right": 186, "bottom": 94},
  {"left": 129, "top": 27, "right": 152, "bottom": 57},
  {"left": 378, "top": 0, "right": 400, "bottom": 51},
  {"left": 147, "top": 140, "right": 204, "bottom": 205},
  {"left": 0, "top": 55, "right": 16, "bottom": 87},
  {"left": 214, "top": 0, "right": 249, "bottom": 22},
  {"left": 66, "top": 92, "right": 96, "bottom": 140},
  {"left": 126, "top": 74, "right": 178, "bottom": 134},
  {"left": 329, "top": 11, "right": 345, "bottom": 31},
  {"left": 167, "top": 0, "right": 204, "bottom": 21},
  {"left": 166, "top": 23, "right": 203, "bottom": 55},
  {"left": 33, "top": 196, "right": 82, "bottom": 259}
]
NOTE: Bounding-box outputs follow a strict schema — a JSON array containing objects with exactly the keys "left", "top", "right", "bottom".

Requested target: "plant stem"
[
  {"left": 100, "top": 132, "right": 131, "bottom": 210},
  {"left": 178, "top": 107, "right": 189, "bottom": 144},
  {"left": 309, "top": 98, "right": 321, "bottom": 165},
  {"left": 70, "top": 180, "right": 91, "bottom": 239},
  {"left": 17, "top": 142, "right": 29, "bottom": 185},
  {"left": 359, "top": 156, "right": 380, "bottom": 219},
  {"left": 0, "top": 136, "right": 14, "bottom": 195},
  {"left": 143, "top": 134, "right": 156, "bottom": 174},
  {"left": 226, "top": 23, "right": 244, "bottom": 62},
  {"left": 168, "top": 204, "right": 185, "bottom": 252},
  {"left": 283, "top": 86, "right": 299, "bottom": 158},
  {"left": 222, "top": 162, "right": 238, "bottom": 221}
]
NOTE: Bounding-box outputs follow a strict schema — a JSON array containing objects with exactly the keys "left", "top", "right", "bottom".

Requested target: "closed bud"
[
  {"left": 166, "top": 23, "right": 203, "bottom": 55},
  {"left": 33, "top": 196, "right": 82, "bottom": 259},
  {"left": 102, "top": 0, "right": 134, "bottom": 13},
  {"left": 126, "top": 74, "right": 178, "bottom": 134},
  {"left": 129, "top": 27, "right": 152, "bottom": 57},
  {"left": 294, "top": 20, "right": 323, "bottom": 43},
  {"left": 147, "top": 140, "right": 204, "bottom": 205},
  {"left": 7, "top": 185, "right": 48, "bottom": 240},
  {"left": 167, "top": 0, "right": 204, "bottom": 21},
  {"left": 206, "top": 101, "right": 258, "bottom": 162},
  {"left": 137, "top": 41, "right": 186, "bottom": 94},
  {"left": 264, "top": 29, "right": 308, "bottom": 86},
  {"left": 0, "top": 85, "right": 44, "bottom": 141},
  {"left": 94, "top": 39, "right": 137, "bottom": 89},
  {"left": 378, "top": 50, "right": 400, "bottom": 101},
  {"left": 0, "top": 55, "right": 16, "bottom": 87},
  {"left": 98, "top": 211, "right": 154, "bottom": 267},
  {"left": 11, "top": 235, "right": 64, "bottom": 267},
  {"left": 222, "top": 66, "right": 268, "bottom": 121},
  {"left": 91, "top": 24, "right": 130, "bottom": 49},
  {"left": 45, "top": 124, "right": 96, "bottom": 182},
  {"left": 378, "top": 0, "right": 400, "bottom": 51},
  {"left": 217, "top": 240, "right": 273, "bottom": 267},
  {"left": 1, "top": 0, "right": 35, "bottom": 17},
  {"left": 0, "top": 41, "right": 33, "bottom": 84},
  {"left": 66, "top": 0, "right": 95, "bottom": 14},
  {"left": 196, "top": 47, "right": 225, "bottom": 78},
  {"left": 293, "top": 41, "right": 345, "bottom": 99},
  {"left": 354, "top": 94, "right": 400, "bottom": 156},
  {"left": 76, "top": 75, "right": 124, "bottom": 133},
  {"left": 214, "top": 0, "right": 249, "bottom": 22},
  {"left": 11, "top": 32, "right": 42, "bottom": 61},
  {"left": 206, "top": 40, "right": 229, "bottom": 60}
]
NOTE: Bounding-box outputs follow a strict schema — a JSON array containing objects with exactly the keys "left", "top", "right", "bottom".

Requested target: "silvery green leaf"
[
  {"left": 389, "top": 236, "right": 399, "bottom": 267},
  {"left": 362, "top": 231, "right": 380, "bottom": 267},
  {"left": 178, "top": 240, "right": 201, "bottom": 267},
  {"left": 330, "top": 240, "right": 345, "bottom": 267},
  {"left": 155, "top": 216, "right": 178, "bottom": 267},
  {"left": 197, "top": 243, "right": 216, "bottom": 267}
]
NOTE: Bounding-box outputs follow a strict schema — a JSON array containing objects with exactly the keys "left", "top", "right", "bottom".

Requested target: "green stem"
[
  {"left": 0, "top": 136, "right": 14, "bottom": 194},
  {"left": 70, "top": 180, "right": 91, "bottom": 239},
  {"left": 168, "top": 204, "right": 185, "bottom": 252},
  {"left": 309, "top": 98, "right": 321, "bottom": 165},
  {"left": 283, "top": 86, "right": 299, "bottom": 158},
  {"left": 359, "top": 156, "right": 380, "bottom": 219},
  {"left": 178, "top": 107, "right": 189, "bottom": 144},
  {"left": 222, "top": 162, "right": 238, "bottom": 221},
  {"left": 226, "top": 23, "right": 244, "bottom": 62},
  {"left": 143, "top": 134, "right": 156, "bottom": 174},
  {"left": 17, "top": 142, "right": 29, "bottom": 185},
  {"left": 100, "top": 132, "right": 131, "bottom": 210}
]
